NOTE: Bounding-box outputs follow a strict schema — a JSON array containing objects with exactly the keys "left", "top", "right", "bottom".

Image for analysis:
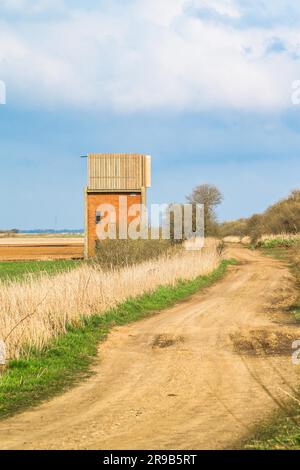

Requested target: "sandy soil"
[{"left": 0, "top": 246, "right": 299, "bottom": 450}]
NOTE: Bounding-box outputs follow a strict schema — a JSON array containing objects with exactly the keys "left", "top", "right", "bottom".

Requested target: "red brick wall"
[{"left": 86, "top": 192, "right": 142, "bottom": 257}]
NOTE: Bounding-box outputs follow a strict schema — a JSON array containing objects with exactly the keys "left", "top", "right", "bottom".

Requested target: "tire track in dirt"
[{"left": 0, "top": 246, "right": 299, "bottom": 450}]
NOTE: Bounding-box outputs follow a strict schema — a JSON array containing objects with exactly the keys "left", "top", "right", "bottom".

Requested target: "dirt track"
[{"left": 0, "top": 246, "right": 299, "bottom": 450}]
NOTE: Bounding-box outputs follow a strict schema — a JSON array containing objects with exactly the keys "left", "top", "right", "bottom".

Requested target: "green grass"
[
  {"left": 242, "top": 242, "right": 300, "bottom": 450},
  {"left": 0, "top": 259, "right": 81, "bottom": 282},
  {"left": 258, "top": 238, "right": 298, "bottom": 249},
  {"left": 0, "top": 258, "right": 236, "bottom": 420},
  {"left": 243, "top": 407, "right": 300, "bottom": 450}
]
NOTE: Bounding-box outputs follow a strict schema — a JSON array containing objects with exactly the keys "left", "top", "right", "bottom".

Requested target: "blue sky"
[{"left": 0, "top": 0, "right": 300, "bottom": 229}]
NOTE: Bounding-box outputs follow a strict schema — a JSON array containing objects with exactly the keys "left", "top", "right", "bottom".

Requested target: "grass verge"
[
  {"left": 242, "top": 242, "right": 300, "bottom": 450},
  {"left": 0, "top": 258, "right": 236, "bottom": 420}
]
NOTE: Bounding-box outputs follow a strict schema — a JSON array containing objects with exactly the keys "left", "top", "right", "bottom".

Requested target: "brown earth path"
[{"left": 0, "top": 246, "right": 299, "bottom": 450}]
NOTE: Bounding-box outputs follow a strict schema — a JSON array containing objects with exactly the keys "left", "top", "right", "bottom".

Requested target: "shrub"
[
  {"left": 220, "top": 189, "right": 300, "bottom": 242},
  {"left": 218, "top": 219, "right": 249, "bottom": 238},
  {"left": 93, "top": 238, "right": 177, "bottom": 271},
  {"left": 257, "top": 234, "right": 300, "bottom": 249}
]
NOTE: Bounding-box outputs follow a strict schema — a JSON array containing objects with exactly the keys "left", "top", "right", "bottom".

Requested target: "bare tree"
[{"left": 186, "top": 184, "right": 223, "bottom": 236}]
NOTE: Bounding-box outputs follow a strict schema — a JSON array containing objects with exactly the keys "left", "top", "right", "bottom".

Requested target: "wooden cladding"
[{"left": 88, "top": 153, "right": 151, "bottom": 192}]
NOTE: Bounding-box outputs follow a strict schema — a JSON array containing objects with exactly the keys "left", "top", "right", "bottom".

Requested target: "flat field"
[{"left": 0, "top": 236, "right": 84, "bottom": 261}]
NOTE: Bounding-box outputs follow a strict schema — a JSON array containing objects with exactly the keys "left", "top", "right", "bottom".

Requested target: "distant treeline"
[
  {"left": 0, "top": 229, "right": 85, "bottom": 235},
  {"left": 0, "top": 229, "right": 84, "bottom": 234},
  {"left": 219, "top": 190, "right": 300, "bottom": 242},
  {"left": 21, "top": 229, "right": 84, "bottom": 234},
  {"left": 0, "top": 229, "right": 19, "bottom": 234}
]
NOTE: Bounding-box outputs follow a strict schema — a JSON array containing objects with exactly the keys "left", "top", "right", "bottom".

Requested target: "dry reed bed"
[
  {"left": 259, "top": 233, "right": 300, "bottom": 242},
  {"left": 223, "top": 236, "right": 251, "bottom": 244},
  {"left": 0, "top": 242, "right": 221, "bottom": 360}
]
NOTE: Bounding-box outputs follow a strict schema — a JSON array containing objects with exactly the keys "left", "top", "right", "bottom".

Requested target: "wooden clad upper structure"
[{"left": 87, "top": 153, "right": 151, "bottom": 192}]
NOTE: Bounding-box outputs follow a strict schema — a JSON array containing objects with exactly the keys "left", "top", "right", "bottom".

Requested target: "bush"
[
  {"left": 219, "top": 219, "right": 248, "bottom": 238},
  {"left": 93, "top": 239, "right": 177, "bottom": 271},
  {"left": 220, "top": 190, "right": 300, "bottom": 242},
  {"left": 261, "top": 190, "right": 300, "bottom": 235},
  {"left": 257, "top": 235, "right": 300, "bottom": 249}
]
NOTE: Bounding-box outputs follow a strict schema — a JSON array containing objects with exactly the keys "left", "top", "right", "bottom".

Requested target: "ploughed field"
[{"left": 0, "top": 237, "right": 84, "bottom": 261}]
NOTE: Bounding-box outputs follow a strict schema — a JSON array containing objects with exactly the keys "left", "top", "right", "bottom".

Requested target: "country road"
[{"left": 0, "top": 246, "right": 299, "bottom": 450}]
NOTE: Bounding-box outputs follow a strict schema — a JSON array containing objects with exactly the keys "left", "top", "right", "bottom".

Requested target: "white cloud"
[
  {"left": 134, "top": 0, "right": 186, "bottom": 26},
  {"left": 0, "top": 0, "right": 299, "bottom": 112}
]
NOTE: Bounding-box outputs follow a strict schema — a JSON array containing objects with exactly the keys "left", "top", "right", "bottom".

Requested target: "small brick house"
[{"left": 84, "top": 153, "right": 151, "bottom": 258}]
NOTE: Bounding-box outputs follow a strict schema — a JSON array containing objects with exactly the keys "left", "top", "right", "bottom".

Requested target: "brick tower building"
[{"left": 84, "top": 153, "right": 151, "bottom": 258}]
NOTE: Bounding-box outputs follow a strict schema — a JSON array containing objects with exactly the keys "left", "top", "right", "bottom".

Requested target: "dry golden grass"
[
  {"left": 223, "top": 236, "right": 242, "bottom": 244},
  {"left": 259, "top": 233, "right": 300, "bottom": 242},
  {"left": 0, "top": 240, "right": 221, "bottom": 360},
  {"left": 223, "top": 235, "right": 251, "bottom": 245}
]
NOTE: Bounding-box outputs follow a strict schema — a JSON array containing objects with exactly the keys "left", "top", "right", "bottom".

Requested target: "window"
[{"left": 96, "top": 211, "right": 102, "bottom": 224}]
